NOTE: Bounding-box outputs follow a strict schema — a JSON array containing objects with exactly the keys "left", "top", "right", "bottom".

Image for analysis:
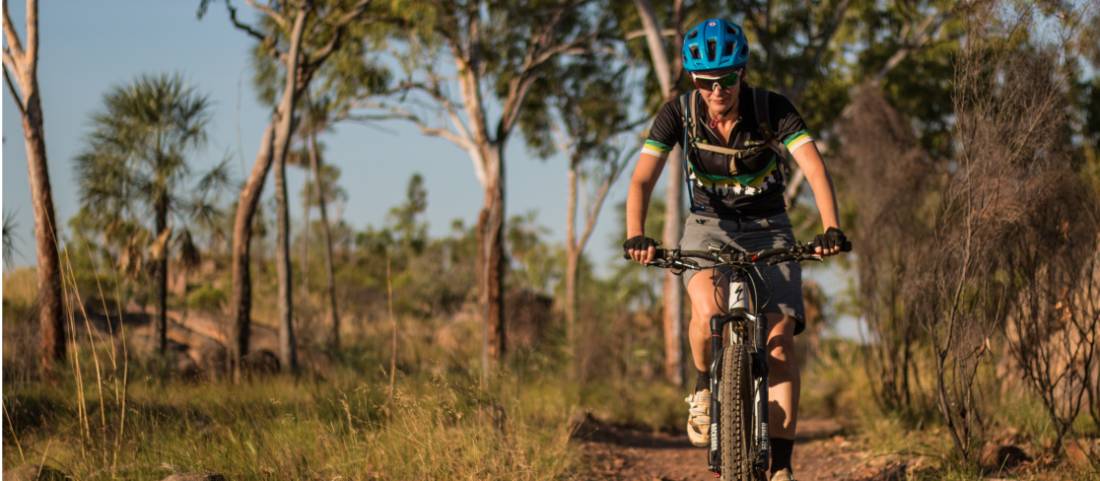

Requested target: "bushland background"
[{"left": 3, "top": 0, "right": 1099, "bottom": 479}]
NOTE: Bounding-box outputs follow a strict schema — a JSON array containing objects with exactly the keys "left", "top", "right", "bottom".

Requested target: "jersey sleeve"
[
  {"left": 768, "top": 92, "right": 814, "bottom": 154},
  {"left": 642, "top": 99, "right": 682, "bottom": 159}
]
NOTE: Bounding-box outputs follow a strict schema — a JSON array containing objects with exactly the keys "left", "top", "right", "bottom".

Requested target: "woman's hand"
[
  {"left": 623, "top": 235, "right": 659, "bottom": 264},
  {"left": 812, "top": 227, "right": 849, "bottom": 257}
]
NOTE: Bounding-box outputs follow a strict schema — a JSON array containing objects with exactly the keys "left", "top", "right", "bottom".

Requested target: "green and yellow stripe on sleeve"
[
  {"left": 641, "top": 139, "right": 672, "bottom": 158},
  {"left": 782, "top": 130, "right": 813, "bottom": 153}
]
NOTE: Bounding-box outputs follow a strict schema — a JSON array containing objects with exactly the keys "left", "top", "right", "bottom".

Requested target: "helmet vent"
[{"left": 681, "top": 19, "right": 749, "bottom": 71}]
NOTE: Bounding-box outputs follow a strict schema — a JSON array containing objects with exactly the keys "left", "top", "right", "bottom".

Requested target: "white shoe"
[
  {"left": 685, "top": 388, "right": 711, "bottom": 447},
  {"left": 770, "top": 468, "right": 796, "bottom": 481}
]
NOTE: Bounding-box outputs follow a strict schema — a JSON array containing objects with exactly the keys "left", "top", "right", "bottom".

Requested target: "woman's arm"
[
  {"left": 789, "top": 142, "right": 843, "bottom": 254},
  {"left": 625, "top": 153, "right": 666, "bottom": 263}
]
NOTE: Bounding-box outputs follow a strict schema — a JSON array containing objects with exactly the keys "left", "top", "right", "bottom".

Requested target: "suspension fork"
[
  {"left": 754, "top": 299, "right": 770, "bottom": 472},
  {"left": 708, "top": 312, "right": 725, "bottom": 473}
]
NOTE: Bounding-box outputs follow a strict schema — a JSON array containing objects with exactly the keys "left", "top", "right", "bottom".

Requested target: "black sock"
[
  {"left": 695, "top": 370, "right": 710, "bottom": 392},
  {"left": 770, "top": 437, "right": 794, "bottom": 473}
]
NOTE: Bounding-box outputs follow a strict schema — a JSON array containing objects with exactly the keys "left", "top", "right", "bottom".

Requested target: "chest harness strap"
[{"left": 680, "top": 87, "right": 787, "bottom": 178}]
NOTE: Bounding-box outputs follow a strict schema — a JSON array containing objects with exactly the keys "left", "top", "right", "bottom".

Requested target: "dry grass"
[{"left": 3, "top": 348, "right": 582, "bottom": 480}]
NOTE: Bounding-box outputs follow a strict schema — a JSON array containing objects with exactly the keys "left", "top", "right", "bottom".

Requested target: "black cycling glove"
[
  {"left": 622, "top": 235, "right": 659, "bottom": 255},
  {"left": 813, "top": 227, "right": 851, "bottom": 252}
]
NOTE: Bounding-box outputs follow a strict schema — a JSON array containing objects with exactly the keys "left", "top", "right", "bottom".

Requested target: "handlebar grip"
[
  {"left": 622, "top": 247, "right": 668, "bottom": 261},
  {"left": 840, "top": 240, "right": 853, "bottom": 252}
]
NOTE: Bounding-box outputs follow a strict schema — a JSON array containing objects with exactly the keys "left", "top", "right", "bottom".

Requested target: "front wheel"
[{"left": 720, "top": 342, "right": 756, "bottom": 481}]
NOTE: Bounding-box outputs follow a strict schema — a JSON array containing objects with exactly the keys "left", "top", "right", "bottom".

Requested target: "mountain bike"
[{"left": 637, "top": 240, "right": 849, "bottom": 480}]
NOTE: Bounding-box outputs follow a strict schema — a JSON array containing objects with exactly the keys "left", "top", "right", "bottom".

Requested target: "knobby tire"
[{"left": 720, "top": 341, "right": 755, "bottom": 481}]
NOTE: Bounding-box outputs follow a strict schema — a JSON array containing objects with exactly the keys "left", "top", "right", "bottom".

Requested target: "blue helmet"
[{"left": 681, "top": 18, "right": 749, "bottom": 72}]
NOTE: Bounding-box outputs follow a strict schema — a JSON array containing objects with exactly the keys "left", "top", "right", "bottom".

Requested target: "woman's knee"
[
  {"left": 687, "top": 273, "right": 724, "bottom": 320},
  {"left": 766, "top": 315, "right": 798, "bottom": 372}
]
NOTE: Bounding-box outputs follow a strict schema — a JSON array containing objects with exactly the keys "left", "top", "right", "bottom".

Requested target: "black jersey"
[{"left": 642, "top": 86, "right": 813, "bottom": 219}]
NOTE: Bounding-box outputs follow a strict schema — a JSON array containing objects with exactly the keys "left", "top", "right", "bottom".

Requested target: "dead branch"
[
  {"left": 2, "top": 0, "right": 25, "bottom": 63},
  {"left": 225, "top": 1, "right": 271, "bottom": 45},
  {"left": 2, "top": 65, "right": 25, "bottom": 117}
]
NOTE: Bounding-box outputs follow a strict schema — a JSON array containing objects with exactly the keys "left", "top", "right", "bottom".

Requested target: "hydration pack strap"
[
  {"left": 683, "top": 90, "right": 747, "bottom": 174},
  {"left": 752, "top": 87, "right": 785, "bottom": 159},
  {"left": 695, "top": 143, "right": 747, "bottom": 157},
  {"left": 681, "top": 89, "right": 699, "bottom": 144}
]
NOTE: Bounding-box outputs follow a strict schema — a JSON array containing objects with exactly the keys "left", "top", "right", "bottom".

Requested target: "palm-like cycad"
[
  {"left": 2, "top": 211, "right": 17, "bottom": 268},
  {"left": 76, "top": 73, "right": 228, "bottom": 355}
]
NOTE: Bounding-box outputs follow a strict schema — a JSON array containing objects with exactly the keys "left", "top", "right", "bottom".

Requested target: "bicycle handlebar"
[{"left": 623, "top": 240, "right": 852, "bottom": 270}]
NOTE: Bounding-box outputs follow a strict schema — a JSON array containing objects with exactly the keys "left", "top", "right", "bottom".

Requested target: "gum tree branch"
[
  {"left": 245, "top": 0, "right": 288, "bottom": 32},
  {"left": 2, "top": 0, "right": 24, "bottom": 63},
  {"left": 3, "top": 64, "right": 26, "bottom": 116}
]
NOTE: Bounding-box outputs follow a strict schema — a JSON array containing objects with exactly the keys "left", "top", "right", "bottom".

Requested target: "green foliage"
[
  {"left": 519, "top": 46, "right": 639, "bottom": 163},
  {"left": 300, "top": 162, "right": 348, "bottom": 212},
  {"left": 506, "top": 211, "right": 558, "bottom": 294},
  {"left": 241, "top": 0, "right": 392, "bottom": 111},
  {"left": 2, "top": 211, "right": 17, "bottom": 266},
  {"left": 73, "top": 72, "right": 229, "bottom": 286},
  {"left": 386, "top": 173, "right": 428, "bottom": 253},
  {"left": 186, "top": 284, "right": 227, "bottom": 312},
  {"left": 383, "top": 0, "right": 610, "bottom": 143}
]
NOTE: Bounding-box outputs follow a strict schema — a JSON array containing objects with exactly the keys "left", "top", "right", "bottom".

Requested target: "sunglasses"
[{"left": 691, "top": 70, "right": 742, "bottom": 91}]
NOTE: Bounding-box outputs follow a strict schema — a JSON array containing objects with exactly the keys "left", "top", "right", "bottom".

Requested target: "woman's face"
[{"left": 693, "top": 68, "right": 743, "bottom": 116}]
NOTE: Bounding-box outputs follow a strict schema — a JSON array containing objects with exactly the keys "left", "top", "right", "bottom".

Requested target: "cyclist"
[{"left": 623, "top": 18, "right": 847, "bottom": 481}]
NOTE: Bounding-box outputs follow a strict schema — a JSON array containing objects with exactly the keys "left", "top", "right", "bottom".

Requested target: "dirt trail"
[{"left": 581, "top": 418, "right": 890, "bottom": 481}]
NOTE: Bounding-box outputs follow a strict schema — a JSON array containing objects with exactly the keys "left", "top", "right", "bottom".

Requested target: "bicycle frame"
[
  {"left": 707, "top": 266, "right": 770, "bottom": 476},
  {"left": 628, "top": 241, "right": 844, "bottom": 478}
]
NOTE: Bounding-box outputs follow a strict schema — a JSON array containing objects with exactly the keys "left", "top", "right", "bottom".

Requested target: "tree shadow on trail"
[{"left": 570, "top": 412, "right": 692, "bottom": 449}]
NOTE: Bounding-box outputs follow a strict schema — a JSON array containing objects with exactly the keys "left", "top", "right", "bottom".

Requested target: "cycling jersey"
[{"left": 642, "top": 86, "right": 813, "bottom": 219}]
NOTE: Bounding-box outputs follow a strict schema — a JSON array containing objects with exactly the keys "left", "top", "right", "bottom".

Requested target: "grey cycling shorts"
[{"left": 678, "top": 211, "right": 806, "bottom": 335}]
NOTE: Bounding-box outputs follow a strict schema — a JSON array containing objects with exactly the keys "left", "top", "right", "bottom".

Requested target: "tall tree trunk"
[
  {"left": 155, "top": 194, "right": 169, "bottom": 355},
  {"left": 4, "top": 0, "right": 65, "bottom": 366},
  {"left": 636, "top": 0, "right": 685, "bottom": 386},
  {"left": 229, "top": 8, "right": 308, "bottom": 377},
  {"left": 565, "top": 151, "right": 621, "bottom": 381},
  {"left": 300, "top": 168, "right": 312, "bottom": 291},
  {"left": 27, "top": 93, "right": 64, "bottom": 366},
  {"left": 565, "top": 158, "right": 579, "bottom": 379},
  {"left": 634, "top": 0, "right": 672, "bottom": 99},
  {"left": 231, "top": 124, "right": 275, "bottom": 375},
  {"left": 478, "top": 146, "right": 506, "bottom": 377},
  {"left": 662, "top": 147, "right": 684, "bottom": 385},
  {"left": 308, "top": 129, "right": 340, "bottom": 350},
  {"left": 274, "top": 145, "right": 298, "bottom": 373}
]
